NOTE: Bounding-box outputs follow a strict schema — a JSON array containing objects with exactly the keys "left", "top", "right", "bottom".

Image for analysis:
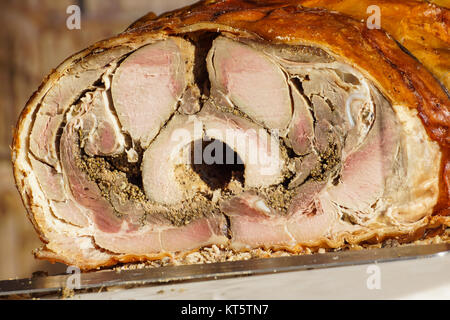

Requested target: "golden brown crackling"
[
  {"left": 296, "top": 0, "right": 450, "bottom": 89},
  {"left": 429, "top": 0, "right": 449, "bottom": 8},
  {"left": 436, "top": 148, "right": 450, "bottom": 216}
]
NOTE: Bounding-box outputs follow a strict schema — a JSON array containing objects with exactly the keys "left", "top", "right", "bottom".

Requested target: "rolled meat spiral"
[{"left": 12, "top": 0, "right": 449, "bottom": 269}]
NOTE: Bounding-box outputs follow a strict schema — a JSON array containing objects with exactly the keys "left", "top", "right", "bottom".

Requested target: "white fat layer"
[
  {"left": 255, "top": 200, "right": 272, "bottom": 213},
  {"left": 383, "top": 105, "right": 441, "bottom": 225},
  {"left": 126, "top": 148, "right": 139, "bottom": 163},
  {"left": 99, "top": 65, "right": 126, "bottom": 152}
]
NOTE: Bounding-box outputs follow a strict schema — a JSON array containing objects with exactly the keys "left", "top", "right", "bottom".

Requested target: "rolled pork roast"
[{"left": 13, "top": 0, "right": 450, "bottom": 269}]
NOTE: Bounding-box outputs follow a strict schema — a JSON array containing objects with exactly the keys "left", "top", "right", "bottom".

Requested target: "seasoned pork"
[{"left": 12, "top": 0, "right": 449, "bottom": 269}]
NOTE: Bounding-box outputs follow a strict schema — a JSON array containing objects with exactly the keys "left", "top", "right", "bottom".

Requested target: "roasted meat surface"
[{"left": 12, "top": 0, "right": 449, "bottom": 269}]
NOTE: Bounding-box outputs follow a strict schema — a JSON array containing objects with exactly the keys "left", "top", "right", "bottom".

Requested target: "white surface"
[{"left": 71, "top": 254, "right": 450, "bottom": 300}]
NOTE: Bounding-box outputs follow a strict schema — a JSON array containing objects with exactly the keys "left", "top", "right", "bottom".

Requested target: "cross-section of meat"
[{"left": 12, "top": 0, "right": 449, "bottom": 270}]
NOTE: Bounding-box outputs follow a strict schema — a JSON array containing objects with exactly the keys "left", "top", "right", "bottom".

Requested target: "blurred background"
[{"left": 0, "top": 0, "right": 196, "bottom": 280}]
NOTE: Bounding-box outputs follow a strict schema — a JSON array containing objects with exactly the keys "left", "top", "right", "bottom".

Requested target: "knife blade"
[{"left": 0, "top": 243, "right": 448, "bottom": 298}]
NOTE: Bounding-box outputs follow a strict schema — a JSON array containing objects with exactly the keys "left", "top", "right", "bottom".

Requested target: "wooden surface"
[{"left": 65, "top": 254, "right": 450, "bottom": 300}]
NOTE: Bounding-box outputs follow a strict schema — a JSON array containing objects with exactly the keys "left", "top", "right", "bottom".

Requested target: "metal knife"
[{"left": 0, "top": 243, "right": 448, "bottom": 298}]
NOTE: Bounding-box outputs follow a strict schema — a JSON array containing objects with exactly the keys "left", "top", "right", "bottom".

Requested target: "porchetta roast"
[{"left": 13, "top": 0, "right": 450, "bottom": 269}]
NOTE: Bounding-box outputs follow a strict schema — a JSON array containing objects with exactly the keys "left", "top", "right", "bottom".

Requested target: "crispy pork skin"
[{"left": 12, "top": 0, "right": 449, "bottom": 269}]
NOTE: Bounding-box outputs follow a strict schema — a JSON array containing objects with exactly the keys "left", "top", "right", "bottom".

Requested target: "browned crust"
[
  {"left": 295, "top": 0, "right": 450, "bottom": 90},
  {"left": 12, "top": 0, "right": 450, "bottom": 270}
]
